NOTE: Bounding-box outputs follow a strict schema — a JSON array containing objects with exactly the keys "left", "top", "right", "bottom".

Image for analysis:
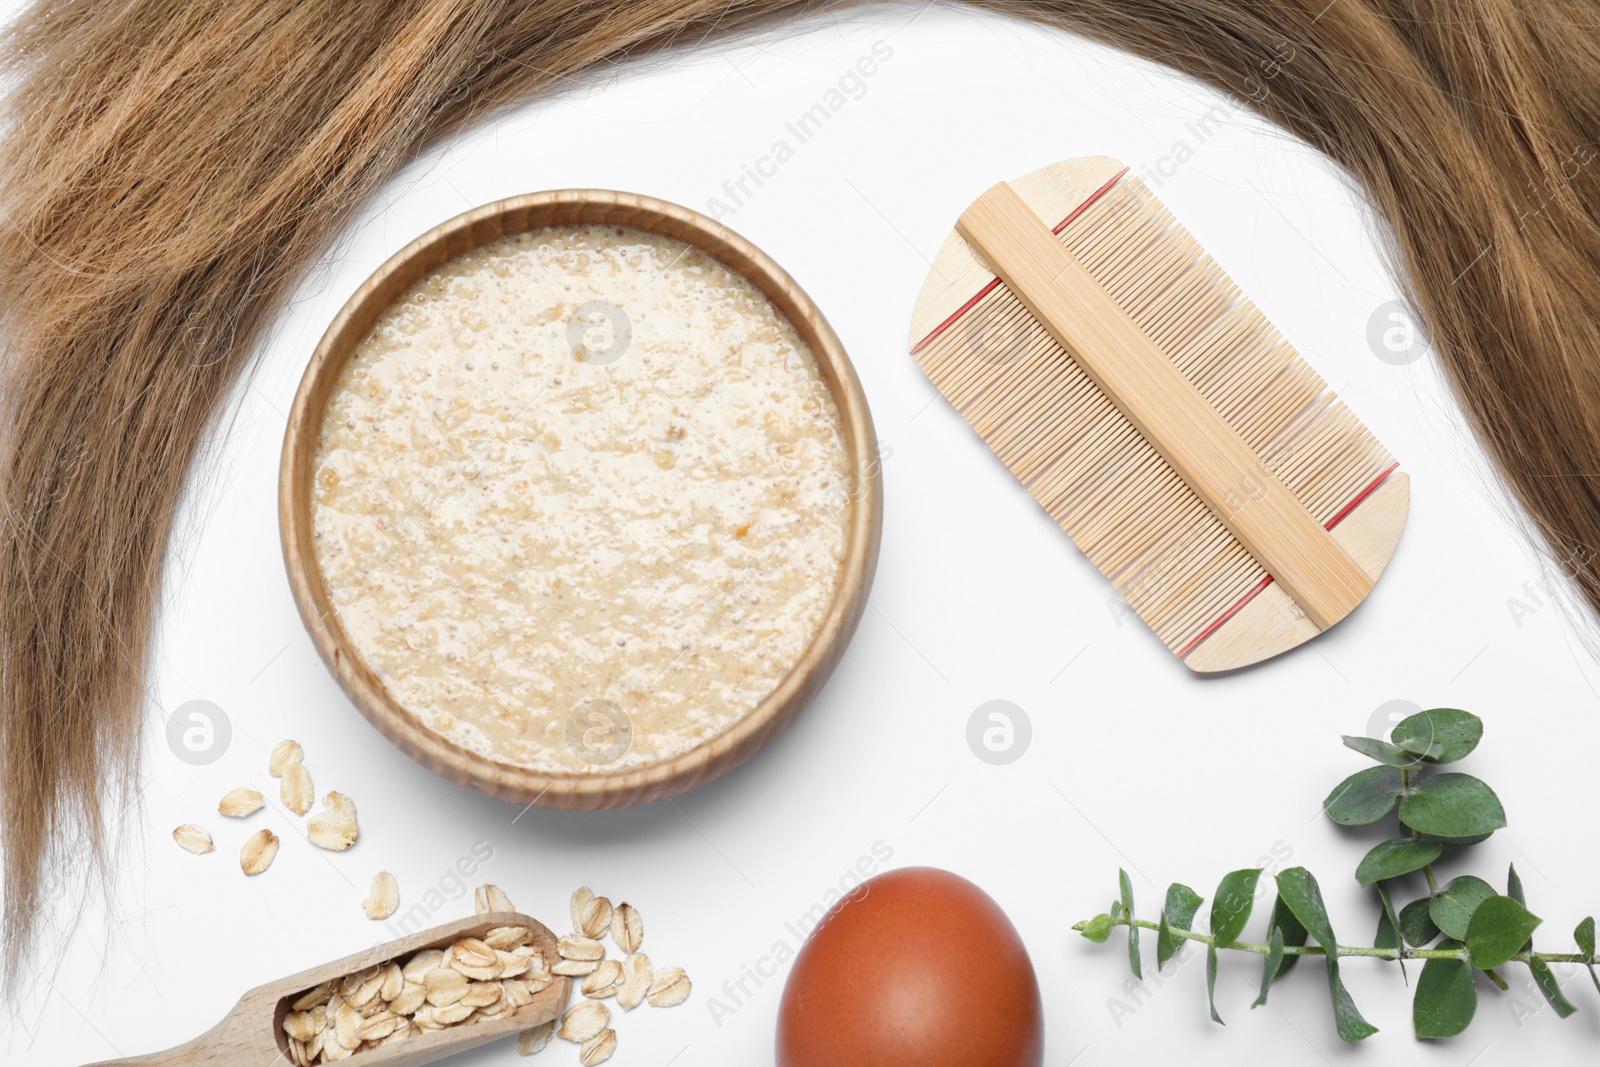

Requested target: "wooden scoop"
[{"left": 83, "top": 912, "right": 571, "bottom": 1066}]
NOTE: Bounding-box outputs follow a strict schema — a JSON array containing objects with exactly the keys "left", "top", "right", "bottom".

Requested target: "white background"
[{"left": 8, "top": 5, "right": 1600, "bottom": 1066}]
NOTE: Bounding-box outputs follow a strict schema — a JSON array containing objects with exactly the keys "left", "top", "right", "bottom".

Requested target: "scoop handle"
[{"left": 78, "top": 999, "right": 278, "bottom": 1066}]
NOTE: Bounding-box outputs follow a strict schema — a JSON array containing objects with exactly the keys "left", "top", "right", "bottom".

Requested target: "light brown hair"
[{"left": 2, "top": 0, "right": 1596, "bottom": 974}]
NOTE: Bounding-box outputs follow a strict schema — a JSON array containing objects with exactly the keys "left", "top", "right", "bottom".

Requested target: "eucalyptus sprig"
[{"left": 1072, "top": 708, "right": 1599, "bottom": 1040}]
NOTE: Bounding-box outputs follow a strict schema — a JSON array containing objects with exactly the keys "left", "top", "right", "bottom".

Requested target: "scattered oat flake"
[
  {"left": 476, "top": 883, "right": 515, "bottom": 915},
  {"left": 646, "top": 965, "right": 691, "bottom": 1008},
  {"left": 516, "top": 1020, "right": 555, "bottom": 1056},
  {"left": 617, "top": 952, "right": 651, "bottom": 1011},
  {"left": 219, "top": 786, "right": 264, "bottom": 817},
  {"left": 172, "top": 824, "right": 213, "bottom": 854},
  {"left": 582, "top": 959, "right": 623, "bottom": 998},
  {"left": 571, "top": 887, "right": 612, "bottom": 939},
  {"left": 579, "top": 1028, "right": 617, "bottom": 1065},
  {"left": 282, "top": 761, "right": 314, "bottom": 816},
  {"left": 240, "top": 829, "right": 280, "bottom": 875},
  {"left": 307, "top": 791, "right": 358, "bottom": 850},
  {"left": 610, "top": 902, "right": 643, "bottom": 954},
  {"left": 557, "top": 1001, "right": 608, "bottom": 1043},
  {"left": 270, "top": 739, "right": 304, "bottom": 776},
  {"left": 570, "top": 886, "right": 594, "bottom": 922},
  {"left": 363, "top": 871, "right": 399, "bottom": 920}
]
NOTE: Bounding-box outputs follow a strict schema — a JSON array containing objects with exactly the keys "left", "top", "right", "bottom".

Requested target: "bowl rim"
[{"left": 278, "top": 189, "right": 882, "bottom": 809}]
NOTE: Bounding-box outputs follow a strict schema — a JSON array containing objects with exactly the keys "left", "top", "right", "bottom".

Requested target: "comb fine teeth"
[{"left": 914, "top": 175, "right": 1394, "bottom": 655}]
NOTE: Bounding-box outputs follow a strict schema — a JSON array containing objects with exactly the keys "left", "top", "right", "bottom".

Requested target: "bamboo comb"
[{"left": 910, "top": 156, "right": 1408, "bottom": 671}]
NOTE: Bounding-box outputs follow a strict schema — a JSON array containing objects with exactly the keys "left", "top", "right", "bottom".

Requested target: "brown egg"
[{"left": 776, "top": 866, "right": 1043, "bottom": 1067}]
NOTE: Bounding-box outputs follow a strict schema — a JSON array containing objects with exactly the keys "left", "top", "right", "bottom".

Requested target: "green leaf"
[
  {"left": 1323, "top": 765, "right": 1404, "bottom": 826},
  {"left": 1325, "top": 960, "right": 1380, "bottom": 1042},
  {"left": 1414, "top": 939, "right": 1477, "bottom": 1038},
  {"left": 1430, "top": 875, "right": 1496, "bottom": 940},
  {"left": 1400, "top": 897, "right": 1440, "bottom": 947},
  {"left": 1268, "top": 895, "right": 1310, "bottom": 978},
  {"left": 1342, "top": 734, "right": 1435, "bottom": 766},
  {"left": 1275, "top": 867, "right": 1379, "bottom": 1041},
  {"left": 1207, "top": 944, "right": 1224, "bottom": 1025},
  {"left": 1574, "top": 915, "right": 1600, "bottom": 998},
  {"left": 1274, "top": 868, "right": 1338, "bottom": 948},
  {"left": 1506, "top": 864, "right": 1537, "bottom": 958},
  {"left": 1375, "top": 895, "right": 1413, "bottom": 984},
  {"left": 1391, "top": 707, "right": 1483, "bottom": 763},
  {"left": 1376, "top": 901, "right": 1400, "bottom": 952},
  {"left": 1356, "top": 837, "right": 1443, "bottom": 886},
  {"left": 1399, "top": 773, "right": 1506, "bottom": 838},
  {"left": 1574, "top": 921, "right": 1600, "bottom": 991},
  {"left": 1254, "top": 926, "right": 1286, "bottom": 1007},
  {"left": 1528, "top": 957, "right": 1579, "bottom": 1019},
  {"left": 1375, "top": 882, "right": 1408, "bottom": 981},
  {"left": 1210, "top": 869, "right": 1262, "bottom": 948},
  {"left": 1120, "top": 869, "right": 1141, "bottom": 980},
  {"left": 1077, "top": 913, "right": 1114, "bottom": 943},
  {"left": 1158, "top": 883, "right": 1203, "bottom": 969},
  {"left": 1465, "top": 895, "right": 1542, "bottom": 970}
]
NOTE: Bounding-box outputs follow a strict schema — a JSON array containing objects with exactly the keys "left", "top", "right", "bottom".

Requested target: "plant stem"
[
  {"left": 1093, "top": 916, "right": 1595, "bottom": 966},
  {"left": 1423, "top": 863, "right": 1440, "bottom": 894}
]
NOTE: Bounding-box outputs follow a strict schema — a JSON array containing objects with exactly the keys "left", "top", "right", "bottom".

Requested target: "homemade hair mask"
[{"left": 281, "top": 192, "right": 881, "bottom": 808}]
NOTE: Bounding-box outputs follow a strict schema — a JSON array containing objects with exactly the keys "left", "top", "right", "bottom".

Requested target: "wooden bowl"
[{"left": 279, "top": 190, "right": 882, "bottom": 810}]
